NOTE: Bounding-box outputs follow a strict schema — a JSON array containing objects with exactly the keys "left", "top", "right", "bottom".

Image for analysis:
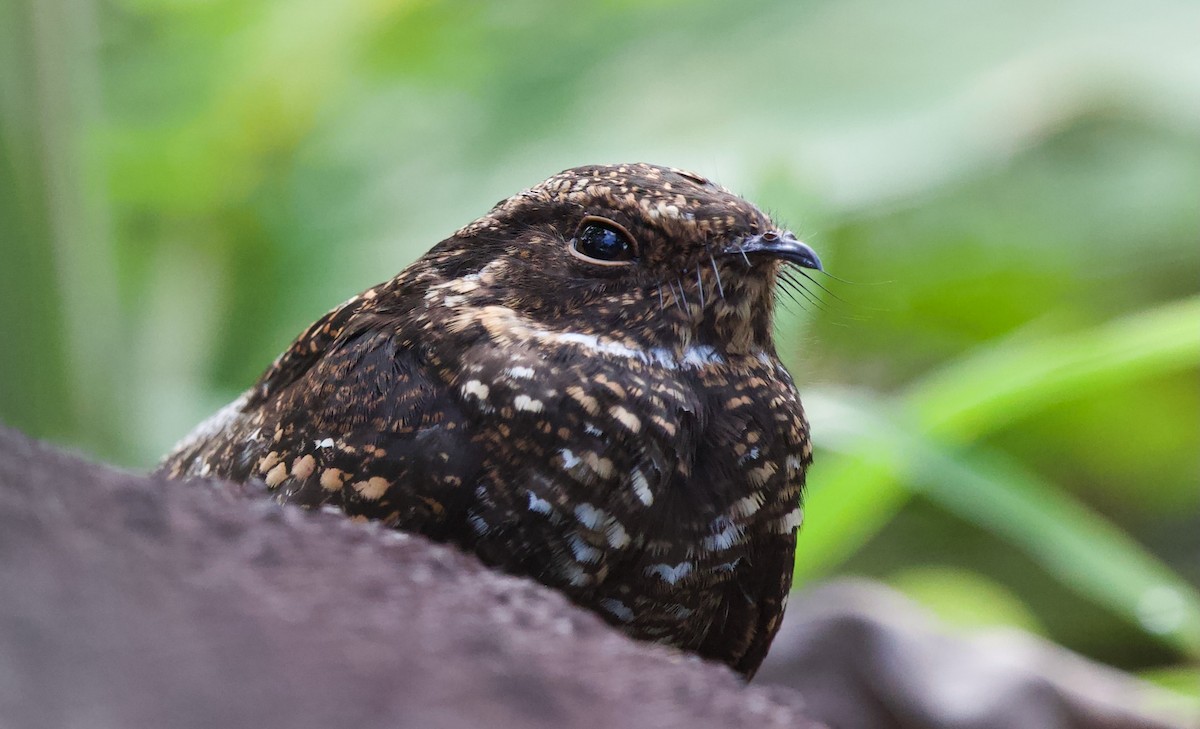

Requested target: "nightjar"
[{"left": 159, "top": 163, "right": 821, "bottom": 678}]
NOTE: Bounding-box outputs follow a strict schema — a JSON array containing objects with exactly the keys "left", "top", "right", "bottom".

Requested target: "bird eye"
[{"left": 570, "top": 217, "right": 637, "bottom": 266}]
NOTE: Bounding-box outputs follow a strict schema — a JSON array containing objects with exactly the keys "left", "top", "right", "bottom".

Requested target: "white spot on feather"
[
  {"left": 774, "top": 507, "right": 804, "bottom": 534},
  {"left": 729, "top": 492, "right": 764, "bottom": 518},
  {"left": 737, "top": 446, "right": 761, "bottom": 466},
  {"left": 568, "top": 535, "right": 602, "bottom": 564},
  {"left": 681, "top": 344, "right": 725, "bottom": 367},
  {"left": 648, "top": 347, "right": 677, "bottom": 366},
  {"left": 551, "top": 332, "right": 651, "bottom": 361},
  {"left": 513, "top": 394, "right": 543, "bottom": 412},
  {"left": 605, "top": 520, "right": 630, "bottom": 549},
  {"left": 703, "top": 516, "right": 743, "bottom": 551},
  {"left": 574, "top": 503, "right": 604, "bottom": 529},
  {"left": 527, "top": 491, "right": 552, "bottom": 515},
  {"left": 468, "top": 513, "right": 491, "bottom": 535},
  {"left": 462, "top": 380, "right": 490, "bottom": 400},
  {"left": 630, "top": 469, "right": 653, "bottom": 506},
  {"left": 560, "top": 561, "right": 589, "bottom": 587},
  {"left": 599, "top": 598, "right": 634, "bottom": 623},
  {"left": 560, "top": 449, "right": 581, "bottom": 469},
  {"left": 644, "top": 561, "right": 693, "bottom": 585}
]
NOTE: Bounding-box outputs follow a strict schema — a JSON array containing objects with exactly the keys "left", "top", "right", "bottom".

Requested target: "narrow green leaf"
[
  {"left": 803, "top": 389, "right": 1200, "bottom": 657},
  {"left": 912, "top": 438, "right": 1200, "bottom": 657},
  {"left": 908, "top": 295, "right": 1200, "bottom": 442}
]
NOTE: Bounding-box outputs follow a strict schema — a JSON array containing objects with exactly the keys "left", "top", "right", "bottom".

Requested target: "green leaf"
[
  {"left": 802, "top": 389, "right": 1200, "bottom": 657},
  {"left": 908, "top": 295, "right": 1200, "bottom": 442}
]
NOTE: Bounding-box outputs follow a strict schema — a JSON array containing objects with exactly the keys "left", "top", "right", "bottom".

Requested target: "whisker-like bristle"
[
  {"left": 779, "top": 269, "right": 825, "bottom": 307},
  {"left": 708, "top": 253, "right": 725, "bottom": 300},
  {"left": 667, "top": 279, "right": 686, "bottom": 314},
  {"left": 774, "top": 276, "right": 805, "bottom": 309},
  {"left": 773, "top": 284, "right": 802, "bottom": 317},
  {"left": 657, "top": 284, "right": 665, "bottom": 312},
  {"left": 675, "top": 277, "right": 691, "bottom": 310},
  {"left": 779, "top": 270, "right": 829, "bottom": 313},
  {"left": 695, "top": 265, "right": 706, "bottom": 308},
  {"left": 787, "top": 264, "right": 847, "bottom": 303},
  {"left": 811, "top": 268, "right": 882, "bottom": 286},
  {"left": 736, "top": 244, "right": 752, "bottom": 268}
]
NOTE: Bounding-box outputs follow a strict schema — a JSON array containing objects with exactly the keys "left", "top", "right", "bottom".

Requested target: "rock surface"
[
  {"left": 2, "top": 425, "right": 1191, "bottom": 729},
  {"left": 758, "top": 581, "right": 1195, "bottom": 729},
  {"left": 0, "top": 427, "right": 821, "bottom": 729}
]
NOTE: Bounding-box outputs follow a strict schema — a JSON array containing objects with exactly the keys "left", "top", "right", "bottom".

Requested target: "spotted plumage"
[{"left": 159, "top": 163, "right": 821, "bottom": 678}]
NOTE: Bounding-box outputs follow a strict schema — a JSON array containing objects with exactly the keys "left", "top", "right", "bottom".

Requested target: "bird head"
[{"left": 414, "top": 163, "right": 821, "bottom": 355}]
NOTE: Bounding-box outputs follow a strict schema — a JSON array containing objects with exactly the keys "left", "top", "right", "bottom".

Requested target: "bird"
[{"left": 158, "top": 163, "right": 821, "bottom": 678}]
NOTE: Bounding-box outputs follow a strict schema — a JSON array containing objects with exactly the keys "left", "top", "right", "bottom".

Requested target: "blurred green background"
[{"left": 2, "top": 0, "right": 1197, "bottom": 702}]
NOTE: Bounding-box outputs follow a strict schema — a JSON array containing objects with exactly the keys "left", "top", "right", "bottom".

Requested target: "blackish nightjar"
[{"left": 159, "top": 163, "right": 822, "bottom": 678}]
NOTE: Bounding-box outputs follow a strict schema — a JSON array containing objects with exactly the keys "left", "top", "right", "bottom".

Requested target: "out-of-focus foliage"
[{"left": 2, "top": 0, "right": 1197, "bottom": 702}]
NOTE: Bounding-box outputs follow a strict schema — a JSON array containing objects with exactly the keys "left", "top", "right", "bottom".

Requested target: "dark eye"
[{"left": 570, "top": 217, "right": 637, "bottom": 266}]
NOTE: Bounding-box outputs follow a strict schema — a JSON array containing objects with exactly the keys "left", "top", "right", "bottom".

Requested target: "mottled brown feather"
[{"left": 159, "top": 163, "right": 817, "bottom": 678}]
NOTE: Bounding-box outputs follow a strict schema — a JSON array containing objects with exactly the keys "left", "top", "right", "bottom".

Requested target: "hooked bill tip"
[{"left": 728, "top": 232, "right": 822, "bottom": 271}]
